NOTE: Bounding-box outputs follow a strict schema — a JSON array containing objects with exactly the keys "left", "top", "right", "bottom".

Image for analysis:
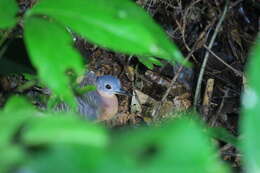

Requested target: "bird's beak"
[{"left": 115, "top": 88, "right": 132, "bottom": 96}]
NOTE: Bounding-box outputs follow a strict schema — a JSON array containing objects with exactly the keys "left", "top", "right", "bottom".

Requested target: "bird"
[{"left": 56, "top": 71, "right": 130, "bottom": 121}]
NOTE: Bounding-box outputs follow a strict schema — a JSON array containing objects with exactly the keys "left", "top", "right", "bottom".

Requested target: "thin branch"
[
  {"left": 203, "top": 45, "right": 244, "bottom": 78},
  {"left": 151, "top": 49, "right": 195, "bottom": 119},
  {"left": 193, "top": 0, "right": 229, "bottom": 108}
]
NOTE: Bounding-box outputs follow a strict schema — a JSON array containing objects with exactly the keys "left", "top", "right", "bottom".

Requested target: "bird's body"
[
  {"left": 97, "top": 91, "right": 118, "bottom": 121},
  {"left": 56, "top": 71, "right": 128, "bottom": 121}
]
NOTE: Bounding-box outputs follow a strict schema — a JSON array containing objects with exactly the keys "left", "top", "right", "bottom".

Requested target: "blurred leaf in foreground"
[
  {"left": 138, "top": 56, "right": 163, "bottom": 70},
  {"left": 0, "top": 97, "right": 36, "bottom": 173},
  {"left": 0, "top": 96, "right": 108, "bottom": 173},
  {"left": 102, "top": 116, "right": 229, "bottom": 173},
  {"left": 241, "top": 36, "right": 260, "bottom": 173},
  {"left": 24, "top": 17, "right": 85, "bottom": 108},
  {"left": 23, "top": 144, "right": 106, "bottom": 173},
  {"left": 26, "top": 0, "right": 184, "bottom": 63},
  {"left": 0, "top": 97, "right": 35, "bottom": 145},
  {"left": 208, "top": 127, "right": 238, "bottom": 148},
  {"left": 0, "top": 145, "right": 27, "bottom": 173},
  {"left": 22, "top": 114, "right": 108, "bottom": 147},
  {"left": 0, "top": 0, "right": 19, "bottom": 28}
]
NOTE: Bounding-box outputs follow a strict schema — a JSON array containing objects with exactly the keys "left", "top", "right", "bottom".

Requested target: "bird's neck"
[{"left": 98, "top": 91, "right": 118, "bottom": 121}]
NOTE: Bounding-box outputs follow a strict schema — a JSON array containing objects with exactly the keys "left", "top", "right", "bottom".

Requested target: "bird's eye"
[{"left": 105, "top": 84, "right": 112, "bottom": 89}]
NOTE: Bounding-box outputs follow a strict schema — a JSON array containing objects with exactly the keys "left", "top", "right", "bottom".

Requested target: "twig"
[
  {"left": 175, "top": 19, "right": 198, "bottom": 63},
  {"left": 229, "top": 0, "right": 244, "bottom": 9},
  {"left": 151, "top": 19, "right": 211, "bottom": 119},
  {"left": 179, "top": 0, "right": 201, "bottom": 60},
  {"left": 193, "top": 0, "right": 229, "bottom": 108},
  {"left": 210, "top": 88, "right": 230, "bottom": 126},
  {"left": 202, "top": 78, "right": 215, "bottom": 118},
  {"left": 151, "top": 49, "right": 195, "bottom": 119},
  {"left": 0, "top": 29, "right": 13, "bottom": 60},
  {"left": 203, "top": 45, "right": 244, "bottom": 78}
]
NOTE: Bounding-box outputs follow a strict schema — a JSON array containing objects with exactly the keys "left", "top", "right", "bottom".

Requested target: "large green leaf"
[
  {"left": 24, "top": 17, "right": 85, "bottom": 107},
  {"left": 0, "top": 96, "right": 108, "bottom": 173},
  {"left": 106, "top": 117, "right": 229, "bottom": 173},
  {"left": 241, "top": 36, "right": 260, "bottom": 173},
  {"left": 0, "top": 0, "right": 19, "bottom": 28},
  {"left": 23, "top": 114, "right": 108, "bottom": 147},
  {"left": 138, "top": 56, "right": 163, "bottom": 70},
  {"left": 0, "top": 145, "right": 27, "bottom": 173},
  {"left": 23, "top": 144, "right": 106, "bottom": 173},
  {"left": 0, "top": 97, "right": 36, "bottom": 173},
  {"left": 0, "top": 97, "right": 35, "bottom": 145},
  {"left": 26, "top": 0, "right": 183, "bottom": 62},
  {"left": 208, "top": 127, "right": 238, "bottom": 148}
]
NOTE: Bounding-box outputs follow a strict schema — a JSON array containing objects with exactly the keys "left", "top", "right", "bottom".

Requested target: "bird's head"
[{"left": 96, "top": 75, "right": 130, "bottom": 96}]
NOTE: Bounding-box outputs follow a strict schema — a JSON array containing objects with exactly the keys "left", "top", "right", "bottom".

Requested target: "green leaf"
[
  {"left": 0, "top": 96, "right": 108, "bottom": 173},
  {"left": 138, "top": 56, "right": 163, "bottom": 69},
  {"left": 0, "top": 97, "right": 35, "bottom": 145},
  {"left": 23, "top": 73, "right": 38, "bottom": 81},
  {"left": 241, "top": 36, "right": 260, "bottom": 173},
  {"left": 109, "top": 116, "right": 229, "bottom": 173},
  {"left": 22, "top": 114, "right": 108, "bottom": 148},
  {"left": 3, "top": 96, "right": 36, "bottom": 114},
  {"left": 26, "top": 0, "right": 184, "bottom": 63},
  {"left": 0, "top": 97, "right": 34, "bottom": 172},
  {"left": 0, "top": 0, "right": 19, "bottom": 28},
  {"left": 208, "top": 127, "right": 238, "bottom": 148},
  {"left": 24, "top": 17, "right": 85, "bottom": 107},
  {"left": 0, "top": 145, "right": 27, "bottom": 173},
  {"left": 23, "top": 73, "right": 47, "bottom": 88},
  {"left": 23, "top": 144, "right": 105, "bottom": 173},
  {"left": 75, "top": 85, "right": 96, "bottom": 95}
]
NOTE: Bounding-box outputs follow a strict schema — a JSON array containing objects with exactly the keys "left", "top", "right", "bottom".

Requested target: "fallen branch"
[{"left": 193, "top": 0, "right": 229, "bottom": 108}]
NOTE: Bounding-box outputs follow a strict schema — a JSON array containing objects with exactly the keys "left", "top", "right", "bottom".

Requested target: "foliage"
[
  {"left": 0, "top": 97, "right": 107, "bottom": 173},
  {"left": 1, "top": 0, "right": 184, "bottom": 107},
  {"left": 241, "top": 36, "right": 260, "bottom": 173},
  {"left": 24, "top": 17, "right": 84, "bottom": 108},
  {"left": 0, "top": 97, "right": 228, "bottom": 173},
  {"left": 0, "top": 0, "right": 18, "bottom": 28},
  {"left": 26, "top": 0, "right": 183, "bottom": 62},
  {"left": 137, "top": 56, "right": 163, "bottom": 70}
]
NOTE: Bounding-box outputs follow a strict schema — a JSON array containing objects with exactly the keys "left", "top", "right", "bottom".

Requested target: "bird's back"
[{"left": 56, "top": 71, "right": 103, "bottom": 121}]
